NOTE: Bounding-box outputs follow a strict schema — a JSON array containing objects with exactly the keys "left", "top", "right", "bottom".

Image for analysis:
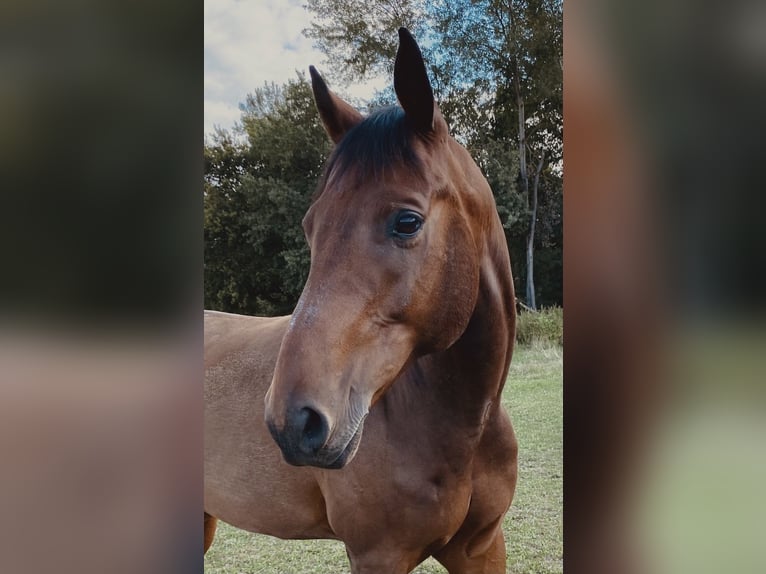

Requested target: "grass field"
[{"left": 204, "top": 343, "right": 562, "bottom": 573}]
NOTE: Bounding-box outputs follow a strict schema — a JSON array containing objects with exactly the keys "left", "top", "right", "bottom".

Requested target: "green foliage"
[
  {"left": 204, "top": 76, "right": 332, "bottom": 315},
  {"left": 515, "top": 306, "right": 563, "bottom": 346},
  {"left": 304, "top": 0, "right": 422, "bottom": 83},
  {"left": 472, "top": 138, "right": 524, "bottom": 234}
]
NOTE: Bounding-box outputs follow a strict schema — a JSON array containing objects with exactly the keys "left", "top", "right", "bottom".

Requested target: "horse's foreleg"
[
  {"left": 433, "top": 518, "right": 507, "bottom": 574},
  {"left": 203, "top": 512, "right": 218, "bottom": 554},
  {"left": 346, "top": 547, "right": 417, "bottom": 574}
]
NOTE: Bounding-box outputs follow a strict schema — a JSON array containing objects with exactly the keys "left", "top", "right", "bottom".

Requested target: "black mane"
[{"left": 315, "top": 106, "right": 424, "bottom": 198}]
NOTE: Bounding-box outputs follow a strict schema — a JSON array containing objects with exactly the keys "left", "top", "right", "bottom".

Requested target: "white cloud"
[{"left": 204, "top": 0, "right": 387, "bottom": 136}]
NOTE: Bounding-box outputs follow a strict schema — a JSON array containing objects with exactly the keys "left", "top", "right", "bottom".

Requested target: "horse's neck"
[
  {"left": 446, "top": 271, "right": 512, "bottom": 412},
  {"left": 410, "top": 235, "right": 515, "bottom": 431}
]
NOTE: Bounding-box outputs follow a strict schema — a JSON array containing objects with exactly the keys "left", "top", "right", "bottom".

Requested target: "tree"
[
  {"left": 433, "top": 0, "right": 562, "bottom": 309},
  {"left": 204, "top": 76, "right": 332, "bottom": 315},
  {"left": 305, "top": 0, "right": 422, "bottom": 83}
]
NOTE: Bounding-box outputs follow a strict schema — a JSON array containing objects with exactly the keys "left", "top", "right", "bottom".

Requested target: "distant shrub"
[{"left": 516, "top": 306, "right": 563, "bottom": 346}]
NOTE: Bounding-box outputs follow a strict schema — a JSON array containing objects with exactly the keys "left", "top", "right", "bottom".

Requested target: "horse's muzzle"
[{"left": 266, "top": 407, "right": 366, "bottom": 469}]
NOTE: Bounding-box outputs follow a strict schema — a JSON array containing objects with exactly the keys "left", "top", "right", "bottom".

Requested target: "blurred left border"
[{"left": 0, "top": 1, "right": 204, "bottom": 573}]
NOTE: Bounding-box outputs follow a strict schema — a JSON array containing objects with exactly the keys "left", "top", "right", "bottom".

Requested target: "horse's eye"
[{"left": 391, "top": 211, "right": 423, "bottom": 239}]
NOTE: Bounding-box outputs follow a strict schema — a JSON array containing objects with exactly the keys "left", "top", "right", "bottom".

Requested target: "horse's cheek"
[{"left": 422, "top": 222, "right": 479, "bottom": 350}]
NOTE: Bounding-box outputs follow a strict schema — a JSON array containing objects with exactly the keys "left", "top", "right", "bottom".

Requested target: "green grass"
[{"left": 204, "top": 343, "right": 562, "bottom": 573}]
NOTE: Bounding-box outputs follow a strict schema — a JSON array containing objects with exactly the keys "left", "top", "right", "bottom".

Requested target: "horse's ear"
[
  {"left": 309, "top": 66, "right": 363, "bottom": 144},
  {"left": 394, "top": 28, "right": 434, "bottom": 133}
]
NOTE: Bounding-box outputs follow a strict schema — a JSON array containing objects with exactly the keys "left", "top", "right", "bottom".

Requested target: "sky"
[{"left": 204, "top": 0, "right": 385, "bottom": 136}]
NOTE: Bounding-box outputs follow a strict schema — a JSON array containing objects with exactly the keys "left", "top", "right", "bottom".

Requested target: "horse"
[{"left": 204, "top": 28, "right": 518, "bottom": 574}]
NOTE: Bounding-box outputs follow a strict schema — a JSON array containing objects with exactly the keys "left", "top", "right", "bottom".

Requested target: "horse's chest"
[
  {"left": 319, "top": 401, "right": 478, "bottom": 541},
  {"left": 389, "top": 461, "right": 469, "bottom": 509},
  {"left": 321, "top": 452, "right": 473, "bottom": 545}
]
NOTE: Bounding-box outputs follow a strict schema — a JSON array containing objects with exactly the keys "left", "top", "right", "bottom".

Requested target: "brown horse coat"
[{"left": 205, "top": 29, "right": 518, "bottom": 574}]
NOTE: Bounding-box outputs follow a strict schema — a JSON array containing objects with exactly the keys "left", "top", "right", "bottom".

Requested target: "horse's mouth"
[{"left": 322, "top": 416, "right": 366, "bottom": 469}]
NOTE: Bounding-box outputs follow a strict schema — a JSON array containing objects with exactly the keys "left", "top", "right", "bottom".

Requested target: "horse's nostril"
[
  {"left": 298, "top": 407, "right": 328, "bottom": 456},
  {"left": 302, "top": 407, "right": 323, "bottom": 439}
]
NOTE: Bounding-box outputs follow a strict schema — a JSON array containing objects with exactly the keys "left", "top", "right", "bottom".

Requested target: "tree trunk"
[
  {"left": 508, "top": 8, "right": 535, "bottom": 310},
  {"left": 526, "top": 151, "right": 545, "bottom": 310},
  {"left": 514, "top": 69, "right": 533, "bottom": 309},
  {"left": 517, "top": 93, "right": 527, "bottom": 195}
]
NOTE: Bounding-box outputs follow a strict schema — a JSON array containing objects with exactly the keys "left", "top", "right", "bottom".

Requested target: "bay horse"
[{"left": 204, "top": 28, "right": 518, "bottom": 574}]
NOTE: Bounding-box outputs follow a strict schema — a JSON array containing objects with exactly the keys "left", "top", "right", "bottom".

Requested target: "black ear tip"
[
  {"left": 397, "top": 28, "right": 423, "bottom": 61},
  {"left": 398, "top": 27, "right": 414, "bottom": 45},
  {"left": 309, "top": 65, "right": 327, "bottom": 92}
]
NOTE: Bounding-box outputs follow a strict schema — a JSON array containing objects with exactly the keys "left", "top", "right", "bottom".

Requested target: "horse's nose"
[{"left": 292, "top": 406, "right": 329, "bottom": 456}]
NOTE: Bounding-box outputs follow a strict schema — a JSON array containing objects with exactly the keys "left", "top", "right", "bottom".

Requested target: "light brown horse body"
[{"left": 205, "top": 29, "right": 518, "bottom": 574}]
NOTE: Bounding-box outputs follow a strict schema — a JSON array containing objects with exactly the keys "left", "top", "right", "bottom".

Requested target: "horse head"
[{"left": 264, "top": 29, "right": 503, "bottom": 468}]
